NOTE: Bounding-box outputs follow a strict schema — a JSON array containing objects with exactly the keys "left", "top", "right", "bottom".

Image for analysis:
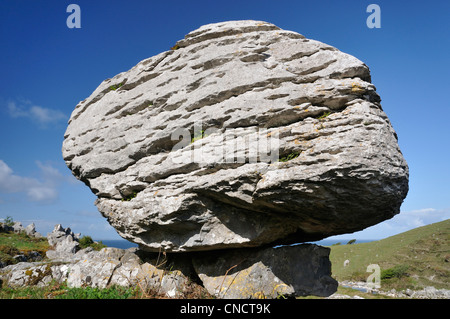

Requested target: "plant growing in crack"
[
  {"left": 317, "top": 111, "right": 331, "bottom": 120},
  {"left": 121, "top": 192, "right": 138, "bottom": 202},
  {"left": 278, "top": 151, "right": 300, "bottom": 162},
  {"left": 109, "top": 81, "right": 125, "bottom": 91},
  {"left": 191, "top": 130, "right": 208, "bottom": 143}
]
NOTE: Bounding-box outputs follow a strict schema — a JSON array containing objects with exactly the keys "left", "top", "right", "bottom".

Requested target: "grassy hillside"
[
  {"left": 0, "top": 226, "right": 103, "bottom": 267},
  {"left": 329, "top": 219, "right": 450, "bottom": 291}
]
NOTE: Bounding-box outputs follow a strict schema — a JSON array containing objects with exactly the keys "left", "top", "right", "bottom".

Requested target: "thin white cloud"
[
  {"left": 327, "top": 207, "right": 450, "bottom": 240},
  {"left": 397, "top": 208, "right": 448, "bottom": 226},
  {"left": 407, "top": 208, "right": 438, "bottom": 214},
  {"left": 36, "top": 161, "right": 65, "bottom": 184},
  {"left": 371, "top": 208, "right": 450, "bottom": 238},
  {"left": 7, "top": 100, "right": 29, "bottom": 118},
  {"left": 30, "top": 105, "right": 66, "bottom": 124},
  {"left": 27, "top": 186, "right": 58, "bottom": 202},
  {"left": 6, "top": 99, "right": 66, "bottom": 127},
  {"left": 0, "top": 160, "right": 40, "bottom": 193},
  {"left": 0, "top": 159, "right": 64, "bottom": 203},
  {"left": 36, "top": 160, "right": 81, "bottom": 185}
]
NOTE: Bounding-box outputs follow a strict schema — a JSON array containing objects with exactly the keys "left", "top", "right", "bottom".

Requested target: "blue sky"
[{"left": 0, "top": 0, "right": 449, "bottom": 241}]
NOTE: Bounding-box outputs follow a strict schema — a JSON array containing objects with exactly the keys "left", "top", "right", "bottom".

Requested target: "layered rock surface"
[{"left": 62, "top": 20, "right": 408, "bottom": 252}]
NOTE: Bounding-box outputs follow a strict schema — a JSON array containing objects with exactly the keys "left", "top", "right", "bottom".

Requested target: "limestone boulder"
[
  {"left": 46, "top": 224, "right": 80, "bottom": 261},
  {"left": 62, "top": 20, "right": 409, "bottom": 252},
  {"left": 192, "top": 244, "right": 337, "bottom": 298}
]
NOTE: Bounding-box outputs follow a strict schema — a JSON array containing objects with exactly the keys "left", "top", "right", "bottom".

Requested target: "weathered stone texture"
[
  {"left": 192, "top": 244, "right": 337, "bottom": 298},
  {"left": 62, "top": 20, "right": 408, "bottom": 252},
  {"left": 58, "top": 19, "right": 409, "bottom": 301}
]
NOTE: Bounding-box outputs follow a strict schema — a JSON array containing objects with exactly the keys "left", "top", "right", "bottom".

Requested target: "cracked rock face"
[{"left": 62, "top": 20, "right": 409, "bottom": 252}]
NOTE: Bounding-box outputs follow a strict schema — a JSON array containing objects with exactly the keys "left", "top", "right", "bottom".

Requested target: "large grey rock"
[
  {"left": 65, "top": 247, "right": 126, "bottom": 288},
  {"left": 62, "top": 20, "right": 409, "bottom": 252},
  {"left": 0, "top": 246, "right": 198, "bottom": 298},
  {"left": 24, "top": 223, "right": 43, "bottom": 238},
  {"left": 46, "top": 224, "right": 80, "bottom": 260},
  {"left": 0, "top": 223, "right": 13, "bottom": 233},
  {"left": 47, "top": 224, "right": 80, "bottom": 247},
  {"left": 25, "top": 223, "right": 36, "bottom": 237},
  {"left": 192, "top": 244, "right": 337, "bottom": 298},
  {"left": 12, "top": 222, "right": 25, "bottom": 234},
  {"left": 3, "top": 263, "right": 70, "bottom": 287}
]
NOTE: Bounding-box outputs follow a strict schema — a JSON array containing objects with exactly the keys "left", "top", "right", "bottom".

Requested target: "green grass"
[
  {"left": 381, "top": 264, "right": 409, "bottom": 280},
  {"left": 191, "top": 130, "right": 208, "bottom": 143},
  {"left": 121, "top": 192, "right": 138, "bottom": 201},
  {"left": 109, "top": 81, "right": 125, "bottom": 91},
  {"left": 2, "top": 217, "right": 14, "bottom": 227},
  {"left": 53, "top": 284, "right": 137, "bottom": 299},
  {"left": 0, "top": 232, "right": 49, "bottom": 253},
  {"left": 0, "top": 281, "right": 138, "bottom": 299},
  {"left": 78, "top": 235, "right": 106, "bottom": 251},
  {"left": 0, "top": 279, "right": 211, "bottom": 299},
  {"left": 0, "top": 230, "right": 106, "bottom": 267},
  {"left": 0, "top": 231, "right": 50, "bottom": 266},
  {"left": 317, "top": 111, "right": 331, "bottom": 120},
  {"left": 329, "top": 219, "right": 450, "bottom": 291},
  {"left": 278, "top": 151, "right": 300, "bottom": 162}
]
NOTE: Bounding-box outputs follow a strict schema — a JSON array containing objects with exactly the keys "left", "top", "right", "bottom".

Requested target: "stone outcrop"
[
  {"left": 192, "top": 244, "right": 337, "bottom": 298},
  {"left": 1, "top": 223, "right": 335, "bottom": 298},
  {"left": 62, "top": 20, "right": 408, "bottom": 253},
  {"left": 1, "top": 224, "right": 196, "bottom": 298},
  {"left": 46, "top": 224, "right": 80, "bottom": 261},
  {"left": 2, "top": 221, "right": 43, "bottom": 238}
]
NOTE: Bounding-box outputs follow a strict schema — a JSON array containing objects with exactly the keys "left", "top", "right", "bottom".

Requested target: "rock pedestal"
[{"left": 192, "top": 244, "right": 337, "bottom": 298}]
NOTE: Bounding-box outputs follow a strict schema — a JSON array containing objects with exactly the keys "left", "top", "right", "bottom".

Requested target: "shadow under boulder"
[{"left": 191, "top": 244, "right": 337, "bottom": 298}]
